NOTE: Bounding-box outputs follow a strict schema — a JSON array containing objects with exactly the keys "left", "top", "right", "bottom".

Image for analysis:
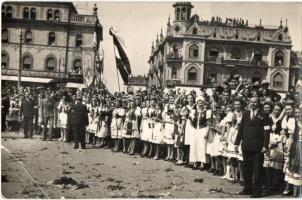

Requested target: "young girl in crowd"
[
  {"left": 184, "top": 94, "right": 195, "bottom": 167},
  {"left": 152, "top": 102, "right": 163, "bottom": 160},
  {"left": 57, "top": 96, "right": 70, "bottom": 142},
  {"left": 140, "top": 100, "right": 151, "bottom": 156},
  {"left": 111, "top": 100, "right": 125, "bottom": 152},
  {"left": 163, "top": 95, "right": 176, "bottom": 161}
]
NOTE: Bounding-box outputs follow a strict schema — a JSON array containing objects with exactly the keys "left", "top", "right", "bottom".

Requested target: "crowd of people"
[{"left": 1, "top": 77, "right": 301, "bottom": 197}]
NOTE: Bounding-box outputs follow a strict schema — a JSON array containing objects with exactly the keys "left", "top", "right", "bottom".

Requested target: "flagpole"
[{"left": 112, "top": 36, "right": 121, "bottom": 93}]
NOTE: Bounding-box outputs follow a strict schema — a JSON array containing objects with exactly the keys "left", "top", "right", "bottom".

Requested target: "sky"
[{"left": 75, "top": 1, "right": 302, "bottom": 92}]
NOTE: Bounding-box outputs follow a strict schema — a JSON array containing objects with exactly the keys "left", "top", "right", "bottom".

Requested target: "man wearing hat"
[
  {"left": 41, "top": 91, "right": 55, "bottom": 141},
  {"left": 69, "top": 95, "right": 89, "bottom": 149}
]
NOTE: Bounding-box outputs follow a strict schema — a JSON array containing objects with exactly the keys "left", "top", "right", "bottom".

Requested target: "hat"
[{"left": 252, "top": 81, "right": 260, "bottom": 87}]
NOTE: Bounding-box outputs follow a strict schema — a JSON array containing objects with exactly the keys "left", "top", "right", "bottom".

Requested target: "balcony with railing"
[
  {"left": 205, "top": 57, "right": 268, "bottom": 67},
  {"left": 166, "top": 78, "right": 181, "bottom": 86},
  {"left": 68, "top": 71, "right": 83, "bottom": 83},
  {"left": 70, "top": 14, "right": 97, "bottom": 24},
  {"left": 1, "top": 68, "right": 60, "bottom": 79},
  {"left": 166, "top": 52, "right": 183, "bottom": 62}
]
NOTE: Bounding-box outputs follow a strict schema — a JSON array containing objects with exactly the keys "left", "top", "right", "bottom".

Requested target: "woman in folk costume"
[
  {"left": 96, "top": 100, "right": 109, "bottom": 148},
  {"left": 144, "top": 98, "right": 156, "bottom": 157},
  {"left": 152, "top": 101, "right": 164, "bottom": 160},
  {"left": 163, "top": 95, "right": 176, "bottom": 161},
  {"left": 233, "top": 98, "right": 244, "bottom": 184},
  {"left": 175, "top": 96, "right": 187, "bottom": 165},
  {"left": 111, "top": 100, "right": 125, "bottom": 152},
  {"left": 57, "top": 96, "right": 70, "bottom": 142},
  {"left": 86, "top": 98, "right": 99, "bottom": 145},
  {"left": 140, "top": 100, "right": 151, "bottom": 156},
  {"left": 263, "top": 102, "right": 285, "bottom": 193},
  {"left": 183, "top": 94, "right": 196, "bottom": 167},
  {"left": 282, "top": 101, "right": 300, "bottom": 196},
  {"left": 128, "top": 98, "right": 142, "bottom": 155},
  {"left": 189, "top": 96, "right": 212, "bottom": 170},
  {"left": 122, "top": 99, "right": 139, "bottom": 154},
  {"left": 289, "top": 107, "right": 302, "bottom": 197}
]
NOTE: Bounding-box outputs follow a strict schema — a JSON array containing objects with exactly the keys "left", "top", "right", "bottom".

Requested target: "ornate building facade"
[
  {"left": 148, "top": 2, "right": 294, "bottom": 92},
  {"left": 1, "top": 2, "right": 98, "bottom": 87}
]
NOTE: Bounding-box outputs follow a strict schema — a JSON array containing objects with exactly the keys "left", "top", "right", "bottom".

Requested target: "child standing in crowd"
[
  {"left": 140, "top": 100, "right": 151, "bottom": 156},
  {"left": 152, "top": 102, "right": 163, "bottom": 160},
  {"left": 57, "top": 96, "right": 70, "bottom": 142},
  {"left": 163, "top": 95, "right": 176, "bottom": 161},
  {"left": 111, "top": 100, "right": 125, "bottom": 152}
]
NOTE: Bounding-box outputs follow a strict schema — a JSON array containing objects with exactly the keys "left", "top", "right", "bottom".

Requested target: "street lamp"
[{"left": 18, "top": 29, "right": 23, "bottom": 90}]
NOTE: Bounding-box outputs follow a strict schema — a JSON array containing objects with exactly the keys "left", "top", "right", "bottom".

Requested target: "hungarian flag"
[
  {"left": 93, "top": 18, "right": 103, "bottom": 51},
  {"left": 109, "top": 27, "right": 132, "bottom": 84}
]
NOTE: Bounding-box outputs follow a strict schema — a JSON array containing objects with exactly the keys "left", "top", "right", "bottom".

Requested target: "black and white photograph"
[{"left": 1, "top": 1, "right": 302, "bottom": 198}]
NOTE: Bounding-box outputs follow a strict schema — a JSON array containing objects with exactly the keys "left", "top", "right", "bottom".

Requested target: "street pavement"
[{"left": 1, "top": 131, "right": 282, "bottom": 199}]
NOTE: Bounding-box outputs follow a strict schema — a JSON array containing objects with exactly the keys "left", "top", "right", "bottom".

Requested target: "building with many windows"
[
  {"left": 1, "top": 2, "right": 98, "bottom": 87},
  {"left": 148, "top": 2, "right": 296, "bottom": 92}
]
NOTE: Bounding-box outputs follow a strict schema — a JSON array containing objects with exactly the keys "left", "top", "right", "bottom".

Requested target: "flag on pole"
[{"left": 109, "top": 27, "right": 132, "bottom": 84}]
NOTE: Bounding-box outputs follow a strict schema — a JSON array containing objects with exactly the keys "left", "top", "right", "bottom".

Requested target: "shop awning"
[
  {"left": 66, "top": 82, "right": 86, "bottom": 88},
  {"left": 1, "top": 75, "right": 53, "bottom": 83}
]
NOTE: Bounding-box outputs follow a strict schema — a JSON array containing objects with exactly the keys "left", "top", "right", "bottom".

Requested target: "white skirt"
[
  {"left": 184, "top": 119, "right": 194, "bottom": 146},
  {"left": 140, "top": 119, "right": 152, "bottom": 142},
  {"left": 189, "top": 127, "right": 208, "bottom": 163},
  {"left": 96, "top": 121, "right": 108, "bottom": 138},
  {"left": 152, "top": 123, "right": 163, "bottom": 144},
  {"left": 163, "top": 123, "right": 175, "bottom": 145},
  {"left": 57, "top": 112, "right": 68, "bottom": 128}
]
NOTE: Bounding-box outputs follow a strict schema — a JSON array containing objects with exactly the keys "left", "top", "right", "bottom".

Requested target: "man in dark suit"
[
  {"left": 19, "top": 92, "right": 35, "bottom": 139},
  {"left": 69, "top": 96, "right": 88, "bottom": 149},
  {"left": 1, "top": 92, "right": 10, "bottom": 132},
  {"left": 235, "top": 96, "right": 271, "bottom": 197},
  {"left": 41, "top": 91, "right": 55, "bottom": 141}
]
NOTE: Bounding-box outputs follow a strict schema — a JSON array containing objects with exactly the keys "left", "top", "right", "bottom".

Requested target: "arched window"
[
  {"left": 23, "top": 7, "right": 29, "bottom": 19},
  {"left": 75, "top": 34, "right": 82, "bottom": 47},
  {"left": 30, "top": 8, "right": 36, "bottom": 20},
  {"left": 181, "top": 7, "right": 186, "bottom": 20},
  {"left": 54, "top": 10, "right": 60, "bottom": 21},
  {"left": 2, "top": 6, "right": 5, "bottom": 18},
  {"left": 189, "top": 44, "right": 198, "bottom": 58},
  {"left": 46, "top": 57, "right": 56, "bottom": 71},
  {"left": 176, "top": 8, "right": 180, "bottom": 20},
  {"left": 47, "top": 9, "right": 53, "bottom": 20},
  {"left": 252, "top": 71, "right": 261, "bottom": 82},
  {"left": 208, "top": 70, "right": 217, "bottom": 84},
  {"left": 235, "top": 33, "right": 239, "bottom": 39},
  {"left": 2, "top": 29, "right": 8, "bottom": 42},
  {"left": 213, "top": 32, "right": 216, "bottom": 38},
  {"left": 24, "top": 30, "right": 32, "bottom": 44},
  {"left": 6, "top": 6, "right": 12, "bottom": 19},
  {"left": 253, "top": 49, "right": 263, "bottom": 64},
  {"left": 273, "top": 73, "right": 283, "bottom": 90},
  {"left": 48, "top": 32, "right": 55, "bottom": 45},
  {"left": 73, "top": 59, "right": 82, "bottom": 74},
  {"left": 231, "top": 48, "right": 241, "bottom": 59},
  {"left": 275, "top": 50, "right": 284, "bottom": 66},
  {"left": 209, "top": 48, "right": 219, "bottom": 58},
  {"left": 22, "top": 54, "right": 32, "bottom": 70},
  {"left": 188, "top": 67, "right": 197, "bottom": 83},
  {"left": 278, "top": 34, "right": 283, "bottom": 41},
  {"left": 2, "top": 52, "right": 8, "bottom": 69},
  {"left": 192, "top": 28, "right": 197, "bottom": 35},
  {"left": 171, "top": 66, "right": 177, "bottom": 79}
]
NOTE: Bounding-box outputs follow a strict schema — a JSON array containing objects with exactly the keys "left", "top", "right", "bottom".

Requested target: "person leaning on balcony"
[{"left": 41, "top": 91, "right": 55, "bottom": 141}]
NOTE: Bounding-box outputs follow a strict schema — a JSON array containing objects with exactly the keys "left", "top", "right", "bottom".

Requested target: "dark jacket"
[
  {"left": 235, "top": 110, "right": 270, "bottom": 152},
  {"left": 40, "top": 98, "right": 55, "bottom": 118},
  {"left": 20, "top": 98, "right": 35, "bottom": 117},
  {"left": 69, "top": 103, "right": 88, "bottom": 126}
]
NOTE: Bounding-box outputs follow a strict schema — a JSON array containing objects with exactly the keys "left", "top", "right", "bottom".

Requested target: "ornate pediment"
[{"left": 187, "top": 22, "right": 202, "bottom": 35}]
